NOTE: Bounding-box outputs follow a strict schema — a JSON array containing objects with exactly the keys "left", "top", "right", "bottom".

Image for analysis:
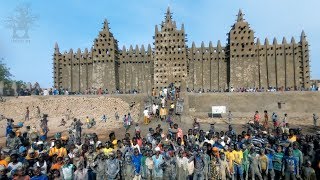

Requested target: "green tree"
[{"left": 0, "top": 58, "right": 12, "bottom": 82}]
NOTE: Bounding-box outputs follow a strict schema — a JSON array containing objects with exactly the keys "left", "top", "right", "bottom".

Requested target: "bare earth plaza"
[{"left": 0, "top": 2, "right": 320, "bottom": 180}]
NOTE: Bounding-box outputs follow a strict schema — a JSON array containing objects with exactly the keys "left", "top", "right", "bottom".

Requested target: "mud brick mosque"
[{"left": 53, "top": 8, "right": 310, "bottom": 93}]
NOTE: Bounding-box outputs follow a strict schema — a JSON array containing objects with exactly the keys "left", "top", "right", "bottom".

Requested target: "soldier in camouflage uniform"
[
  {"left": 85, "top": 144, "right": 97, "bottom": 179},
  {"left": 162, "top": 152, "right": 177, "bottom": 180},
  {"left": 6, "top": 131, "right": 22, "bottom": 150},
  {"left": 193, "top": 146, "right": 205, "bottom": 180},
  {"left": 122, "top": 153, "right": 135, "bottom": 179},
  {"left": 93, "top": 153, "right": 106, "bottom": 180}
]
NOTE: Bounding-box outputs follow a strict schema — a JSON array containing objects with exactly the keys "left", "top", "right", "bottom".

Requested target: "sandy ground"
[{"left": 0, "top": 96, "right": 318, "bottom": 145}]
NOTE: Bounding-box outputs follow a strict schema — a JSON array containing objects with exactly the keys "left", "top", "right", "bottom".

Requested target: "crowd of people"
[
  {"left": 1, "top": 83, "right": 319, "bottom": 180},
  {"left": 1, "top": 107, "right": 320, "bottom": 180}
]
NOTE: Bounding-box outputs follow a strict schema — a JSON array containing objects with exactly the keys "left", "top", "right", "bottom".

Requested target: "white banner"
[{"left": 212, "top": 106, "right": 226, "bottom": 114}]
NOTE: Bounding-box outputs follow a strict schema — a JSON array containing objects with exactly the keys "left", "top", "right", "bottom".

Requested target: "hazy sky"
[{"left": 0, "top": 0, "right": 319, "bottom": 87}]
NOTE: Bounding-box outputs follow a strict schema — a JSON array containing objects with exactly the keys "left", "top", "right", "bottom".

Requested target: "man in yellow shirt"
[
  {"left": 102, "top": 141, "right": 113, "bottom": 156},
  {"left": 288, "top": 129, "right": 297, "bottom": 142},
  {"left": 49, "top": 140, "right": 67, "bottom": 158},
  {"left": 225, "top": 146, "right": 235, "bottom": 175},
  {"left": 232, "top": 145, "right": 244, "bottom": 180}
]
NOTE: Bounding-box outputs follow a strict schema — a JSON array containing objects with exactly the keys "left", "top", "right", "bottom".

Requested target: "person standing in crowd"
[
  {"left": 271, "top": 112, "right": 279, "bottom": 129},
  {"left": 143, "top": 108, "right": 150, "bottom": 125},
  {"left": 169, "top": 102, "right": 175, "bottom": 115},
  {"left": 283, "top": 147, "right": 300, "bottom": 180},
  {"left": 132, "top": 148, "right": 142, "bottom": 180},
  {"left": 313, "top": 113, "right": 319, "bottom": 128},
  {"left": 60, "top": 157, "right": 75, "bottom": 180},
  {"left": 123, "top": 115, "right": 130, "bottom": 132},
  {"left": 263, "top": 110, "right": 269, "bottom": 129},
  {"left": 302, "top": 160, "right": 316, "bottom": 180},
  {"left": 114, "top": 108, "right": 119, "bottom": 121},
  {"left": 259, "top": 148, "right": 269, "bottom": 180},
  {"left": 254, "top": 111, "right": 260, "bottom": 127},
  {"left": 282, "top": 113, "right": 289, "bottom": 133},
  {"left": 25, "top": 107, "right": 30, "bottom": 121},
  {"left": 227, "top": 111, "right": 233, "bottom": 125},
  {"left": 159, "top": 106, "right": 167, "bottom": 121},
  {"left": 36, "top": 106, "right": 41, "bottom": 118}
]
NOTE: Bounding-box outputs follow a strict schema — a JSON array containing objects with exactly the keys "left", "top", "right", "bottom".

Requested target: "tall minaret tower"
[
  {"left": 153, "top": 7, "right": 187, "bottom": 90},
  {"left": 227, "top": 9, "right": 257, "bottom": 89}
]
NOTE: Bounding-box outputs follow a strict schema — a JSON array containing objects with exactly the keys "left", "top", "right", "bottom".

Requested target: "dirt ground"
[{"left": 0, "top": 96, "right": 318, "bottom": 145}]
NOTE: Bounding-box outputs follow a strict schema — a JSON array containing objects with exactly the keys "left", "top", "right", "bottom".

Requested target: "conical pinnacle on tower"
[
  {"left": 201, "top": 41, "right": 205, "bottom": 49},
  {"left": 237, "top": 9, "right": 244, "bottom": 22},
  {"left": 217, "top": 40, "right": 222, "bottom": 50},
  {"left": 165, "top": 6, "right": 172, "bottom": 22},
  {"left": 273, "top": 38, "right": 277, "bottom": 45},
  {"left": 54, "top": 42, "right": 59, "bottom": 51},
  {"left": 291, "top": 37, "right": 296, "bottom": 44},
  {"left": 264, "top": 38, "right": 269, "bottom": 45},
  {"left": 192, "top": 42, "right": 196, "bottom": 49},
  {"left": 209, "top": 41, "right": 213, "bottom": 48},
  {"left": 147, "top": 44, "right": 152, "bottom": 53},
  {"left": 155, "top": 25, "right": 159, "bottom": 33},
  {"left": 256, "top": 38, "right": 261, "bottom": 45},
  {"left": 135, "top": 45, "right": 139, "bottom": 53},
  {"left": 129, "top": 45, "right": 134, "bottom": 53},
  {"left": 103, "top": 19, "right": 109, "bottom": 31},
  {"left": 122, "top": 45, "right": 126, "bottom": 52},
  {"left": 140, "top": 45, "right": 145, "bottom": 53},
  {"left": 282, "top": 37, "right": 287, "bottom": 44},
  {"left": 77, "top": 48, "right": 81, "bottom": 55},
  {"left": 301, "top": 30, "right": 306, "bottom": 42},
  {"left": 181, "top": 23, "right": 185, "bottom": 31}
]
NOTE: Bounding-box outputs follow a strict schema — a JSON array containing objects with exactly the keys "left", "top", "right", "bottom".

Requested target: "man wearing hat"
[
  {"left": 26, "top": 148, "right": 38, "bottom": 167},
  {"left": 17, "top": 146, "right": 29, "bottom": 168}
]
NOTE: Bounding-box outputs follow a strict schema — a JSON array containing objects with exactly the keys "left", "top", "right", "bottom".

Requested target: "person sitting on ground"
[
  {"left": 101, "top": 115, "right": 107, "bottom": 123},
  {"left": 58, "top": 119, "right": 66, "bottom": 127}
]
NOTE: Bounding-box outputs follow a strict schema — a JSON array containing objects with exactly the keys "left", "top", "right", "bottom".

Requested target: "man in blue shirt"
[
  {"left": 31, "top": 166, "right": 48, "bottom": 180},
  {"left": 283, "top": 147, "right": 299, "bottom": 179},
  {"left": 266, "top": 147, "right": 275, "bottom": 180},
  {"left": 132, "top": 148, "right": 142, "bottom": 179}
]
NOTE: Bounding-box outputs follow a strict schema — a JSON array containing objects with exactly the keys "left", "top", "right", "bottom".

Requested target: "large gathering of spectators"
[
  {"left": 2, "top": 109, "right": 320, "bottom": 180},
  {"left": 1, "top": 83, "right": 320, "bottom": 180},
  {"left": 187, "top": 85, "right": 319, "bottom": 94}
]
